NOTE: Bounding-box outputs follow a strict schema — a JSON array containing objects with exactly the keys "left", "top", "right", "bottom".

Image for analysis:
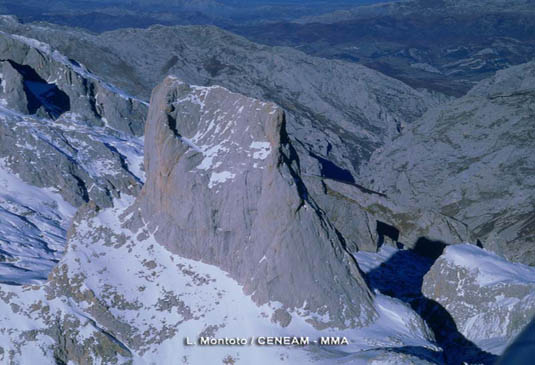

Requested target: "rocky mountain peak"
[{"left": 132, "top": 76, "right": 377, "bottom": 329}]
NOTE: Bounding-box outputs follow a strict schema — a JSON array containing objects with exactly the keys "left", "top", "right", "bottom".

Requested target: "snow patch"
[
  {"left": 443, "top": 244, "right": 535, "bottom": 286},
  {"left": 0, "top": 159, "right": 76, "bottom": 284},
  {"left": 208, "top": 171, "right": 236, "bottom": 188},
  {"left": 249, "top": 141, "right": 271, "bottom": 160}
]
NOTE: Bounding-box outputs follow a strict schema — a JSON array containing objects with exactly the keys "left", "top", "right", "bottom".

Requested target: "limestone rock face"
[
  {"left": 0, "top": 33, "right": 146, "bottom": 284},
  {"left": 422, "top": 244, "right": 535, "bottom": 348},
  {"left": 362, "top": 61, "right": 535, "bottom": 264},
  {"left": 0, "top": 32, "right": 147, "bottom": 135},
  {"left": 135, "top": 76, "right": 377, "bottom": 328},
  {"left": 0, "top": 32, "right": 147, "bottom": 209}
]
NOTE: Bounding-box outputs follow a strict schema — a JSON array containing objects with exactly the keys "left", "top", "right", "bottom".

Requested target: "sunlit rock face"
[
  {"left": 133, "top": 76, "right": 377, "bottom": 329},
  {"left": 363, "top": 61, "right": 535, "bottom": 265},
  {"left": 422, "top": 244, "right": 535, "bottom": 352}
]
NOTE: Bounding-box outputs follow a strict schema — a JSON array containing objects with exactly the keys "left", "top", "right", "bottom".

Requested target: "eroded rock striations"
[{"left": 131, "top": 76, "right": 377, "bottom": 329}]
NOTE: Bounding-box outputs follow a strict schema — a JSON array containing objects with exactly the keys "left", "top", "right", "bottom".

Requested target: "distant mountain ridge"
[
  {"left": 0, "top": 0, "right": 391, "bottom": 32},
  {"left": 232, "top": 0, "right": 535, "bottom": 96}
]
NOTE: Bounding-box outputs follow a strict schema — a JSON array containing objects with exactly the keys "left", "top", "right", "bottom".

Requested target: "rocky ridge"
[
  {"left": 0, "top": 30, "right": 147, "bottom": 207},
  {"left": 362, "top": 61, "right": 535, "bottom": 265},
  {"left": 0, "top": 71, "right": 438, "bottom": 363},
  {"left": 0, "top": 32, "right": 145, "bottom": 284},
  {"left": 423, "top": 244, "right": 535, "bottom": 354}
]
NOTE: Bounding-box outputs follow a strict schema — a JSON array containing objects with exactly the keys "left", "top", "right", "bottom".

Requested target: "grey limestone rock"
[
  {"left": 422, "top": 244, "right": 535, "bottom": 347},
  {"left": 0, "top": 31, "right": 146, "bottom": 209},
  {"left": 133, "top": 76, "right": 377, "bottom": 329},
  {"left": 362, "top": 61, "right": 535, "bottom": 264},
  {"left": 0, "top": 31, "right": 147, "bottom": 135},
  {"left": 0, "top": 60, "right": 30, "bottom": 114},
  {"left": 0, "top": 20, "right": 451, "bottom": 254}
]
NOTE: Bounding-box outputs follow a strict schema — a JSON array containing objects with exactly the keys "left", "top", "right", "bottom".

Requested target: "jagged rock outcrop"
[
  {"left": 362, "top": 61, "right": 535, "bottom": 264},
  {"left": 0, "top": 31, "right": 147, "bottom": 209},
  {"left": 0, "top": 32, "right": 147, "bottom": 134},
  {"left": 422, "top": 244, "right": 535, "bottom": 350},
  {"left": 0, "top": 32, "right": 146, "bottom": 284},
  {"left": 131, "top": 76, "right": 376, "bottom": 329}
]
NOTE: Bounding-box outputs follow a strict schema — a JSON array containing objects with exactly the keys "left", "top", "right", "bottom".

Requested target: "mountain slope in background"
[
  {"left": 232, "top": 0, "right": 535, "bottom": 96},
  {"left": 362, "top": 61, "right": 535, "bottom": 265},
  {"left": 2, "top": 0, "right": 533, "bottom": 97},
  {"left": 0, "top": 0, "right": 391, "bottom": 31}
]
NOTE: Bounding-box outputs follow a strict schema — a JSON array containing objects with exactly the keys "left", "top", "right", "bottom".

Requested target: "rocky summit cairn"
[{"left": 131, "top": 76, "right": 376, "bottom": 329}]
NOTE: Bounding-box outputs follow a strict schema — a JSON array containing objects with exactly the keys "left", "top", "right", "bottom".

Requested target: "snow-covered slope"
[
  {"left": 0, "top": 194, "right": 440, "bottom": 363},
  {"left": 0, "top": 103, "right": 144, "bottom": 285},
  {"left": 354, "top": 243, "right": 530, "bottom": 364},
  {"left": 0, "top": 158, "right": 75, "bottom": 285}
]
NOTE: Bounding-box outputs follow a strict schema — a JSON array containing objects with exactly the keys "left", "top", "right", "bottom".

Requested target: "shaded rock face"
[
  {"left": 0, "top": 32, "right": 146, "bottom": 135},
  {"left": 0, "top": 59, "right": 70, "bottom": 118},
  {"left": 134, "top": 76, "right": 376, "bottom": 328},
  {"left": 306, "top": 176, "right": 471, "bottom": 254},
  {"left": 0, "top": 32, "right": 147, "bottom": 208},
  {"left": 362, "top": 61, "right": 535, "bottom": 264},
  {"left": 422, "top": 244, "right": 535, "bottom": 346}
]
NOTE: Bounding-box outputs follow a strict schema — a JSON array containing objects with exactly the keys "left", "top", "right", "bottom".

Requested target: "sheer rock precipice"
[{"left": 132, "top": 76, "right": 377, "bottom": 329}]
